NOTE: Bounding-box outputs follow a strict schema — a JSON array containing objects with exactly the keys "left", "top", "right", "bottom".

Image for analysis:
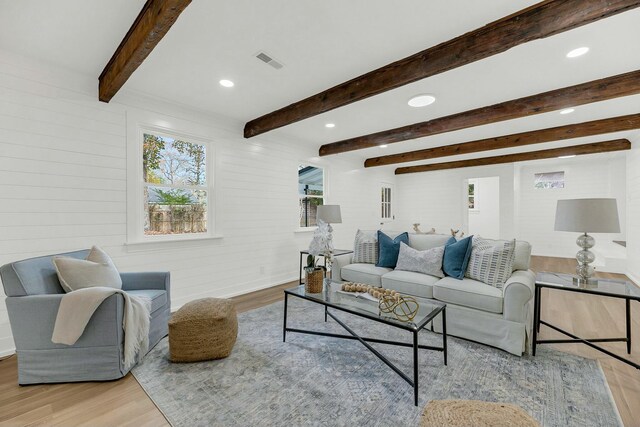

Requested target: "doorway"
[{"left": 466, "top": 176, "right": 500, "bottom": 239}]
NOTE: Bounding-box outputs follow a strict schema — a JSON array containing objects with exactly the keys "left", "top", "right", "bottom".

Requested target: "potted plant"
[{"left": 304, "top": 254, "right": 324, "bottom": 293}]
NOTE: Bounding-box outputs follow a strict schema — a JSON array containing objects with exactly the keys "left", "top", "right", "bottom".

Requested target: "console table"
[
  {"left": 299, "top": 249, "right": 353, "bottom": 285},
  {"left": 533, "top": 271, "right": 639, "bottom": 370}
]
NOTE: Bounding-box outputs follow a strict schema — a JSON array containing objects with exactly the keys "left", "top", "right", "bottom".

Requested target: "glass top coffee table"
[
  {"left": 533, "top": 272, "right": 640, "bottom": 370},
  {"left": 283, "top": 281, "right": 447, "bottom": 406}
]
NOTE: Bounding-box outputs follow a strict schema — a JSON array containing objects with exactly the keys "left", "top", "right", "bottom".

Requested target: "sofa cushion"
[
  {"left": 376, "top": 231, "right": 409, "bottom": 268},
  {"left": 353, "top": 229, "right": 378, "bottom": 264},
  {"left": 472, "top": 238, "right": 532, "bottom": 271},
  {"left": 53, "top": 246, "right": 122, "bottom": 293},
  {"left": 408, "top": 233, "right": 450, "bottom": 251},
  {"left": 442, "top": 236, "right": 473, "bottom": 279},
  {"left": 433, "top": 277, "right": 503, "bottom": 314},
  {"left": 466, "top": 238, "right": 516, "bottom": 289},
  {"left": 341, "top": 263, "right": 392, "bottom": 286},
  {"left": 126, "top": 289, "right": 167, "bottom": 313},
  {"left": 395, "top": 242, "right": 444, "bottom": 278},
  {"left": 381, "top": 270, "right": 439, "bottom": 299},
  {"left": 512, "top": 241, "right": 532, "bottom": 271}
]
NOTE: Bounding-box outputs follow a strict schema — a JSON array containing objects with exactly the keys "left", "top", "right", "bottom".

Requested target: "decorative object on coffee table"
[
  {"left": 554, "top": 198, "right": 620, "bottom": 285},
  {"left": 169, "top": 298, "right": 238, "bottom": 362},
  {"left": 304, "top": 254, "right": 324, "bottom": 293},
  {"left": 420, "top": 400, "right": 540, "bottom": 427},
  {"left": 339, "top": 282, "right": 420, "bottom": 322},
  {"left": 379, "top": 294, "right": 420, "bottom": 322}
]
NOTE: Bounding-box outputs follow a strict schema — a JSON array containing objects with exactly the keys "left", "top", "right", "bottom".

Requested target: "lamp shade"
[
  {"left": 554, "top": 198, "right": 620, "bottom": 233},
  {"left": 317, "top": 205, "right": 342, "bottom": 224}
]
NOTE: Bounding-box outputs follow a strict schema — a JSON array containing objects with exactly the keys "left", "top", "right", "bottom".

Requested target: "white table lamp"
[{"left": 554, "top": 198, "right": 620, "bottom": 285}]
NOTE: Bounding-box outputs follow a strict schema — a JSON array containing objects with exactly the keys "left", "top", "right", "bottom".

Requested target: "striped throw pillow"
[
  {"left": 353, "top": 230, "right": 378, "bottom": 264},
  {"left": 465, "top": 237, "right": 516, "bottom": 288}
]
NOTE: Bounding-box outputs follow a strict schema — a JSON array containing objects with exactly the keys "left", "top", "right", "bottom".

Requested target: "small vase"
[{"left": 305, "top": 269, "right": 324, "bottom": 293}]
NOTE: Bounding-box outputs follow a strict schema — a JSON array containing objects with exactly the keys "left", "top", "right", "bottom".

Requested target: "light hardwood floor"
[{"left": 0, "top": 257, "right": 638, "bottom": 426}]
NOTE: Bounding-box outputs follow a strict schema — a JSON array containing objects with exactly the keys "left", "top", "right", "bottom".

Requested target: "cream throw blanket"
[{"left": 52, "top": 287, "right": 151, "bottom": 370}]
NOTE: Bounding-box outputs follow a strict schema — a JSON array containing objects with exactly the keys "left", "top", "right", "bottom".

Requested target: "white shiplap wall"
[
  {"left": 515, "top": 154, "right": 627, "bottom": 258},
  {"left": 395, "top": 153, "right": 628, "bottom": 261},
  {"left": 0, "top": 50, "right": 395, "bottom": 355},
  {"left": 395, "top": 164, "right": 517, "bottom": 239}
]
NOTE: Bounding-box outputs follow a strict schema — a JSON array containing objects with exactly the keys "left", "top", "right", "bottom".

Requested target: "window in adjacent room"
[
  {"left": 534, "top": 171, "right": 565, "bottom": 189},
  {"left": 468, "top": 180, "right": 477, "bottom": 211},
  {"left": 381, "top": 183, "right": 394, "bottom": 221},
  {"left": 298, "top": 165, "right": 324, "bottom": 228},
  {"left": 143, "top": 132, "right": 210, "bottom": 236}
]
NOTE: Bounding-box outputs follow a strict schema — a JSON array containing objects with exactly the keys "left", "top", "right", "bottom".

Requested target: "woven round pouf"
[
  {"left": 169, "top": 298, "right": 238, "bottom": 363},
  {"left": 420, "top": 400, "right": 540, "bottom": 427}
]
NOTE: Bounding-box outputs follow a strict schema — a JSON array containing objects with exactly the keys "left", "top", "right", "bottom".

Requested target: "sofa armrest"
[
  {"left": 120, "top": 272, "right": 170, "bottom": 302},
  {"left": 503, "top": 269, "right": 535, "bottom": 323},
  {"left": 5, "top": 293, "right": 124, "bottom": 351},
  {"left": 331, "top": 254, "right": 353, "bottom": 281}
]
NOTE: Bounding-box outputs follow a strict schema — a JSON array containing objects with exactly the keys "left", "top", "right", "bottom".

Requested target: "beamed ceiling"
[{"left": 1, "top": 0, "right": 639, "bottom": 172}]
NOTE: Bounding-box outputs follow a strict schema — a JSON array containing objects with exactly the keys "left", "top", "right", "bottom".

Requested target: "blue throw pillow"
[
  {"left": 442, "top": 235, "right": 474, "bottom": 279},
  {"left": 376, "top": 231, "right": 409, "bottom": 268}
]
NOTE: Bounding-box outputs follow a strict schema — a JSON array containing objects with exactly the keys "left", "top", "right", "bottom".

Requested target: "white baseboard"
[{"left": 0, "top": 348, "right": 15, "bottom": 358}]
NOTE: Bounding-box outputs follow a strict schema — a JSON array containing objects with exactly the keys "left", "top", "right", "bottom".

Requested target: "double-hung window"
[
  {"left": 298, "top": 165, "right": 325, "bottom": 228},
  {"left": 142, "top": 132, "right": 210, "bottom": 237}
]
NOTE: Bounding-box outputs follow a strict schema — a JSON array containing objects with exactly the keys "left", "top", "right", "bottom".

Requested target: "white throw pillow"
[
  {"left": 465, "top": 237, "right": 516, "bottom": 288},
  {"left": 394, "top": 242, "right": 445, "bottom": 278},
  {"left": 53, "top": 246, "right": 122, "bottom": 293},
  {"left": 353, "top": 229, "right": 378, "bottom": 264}
]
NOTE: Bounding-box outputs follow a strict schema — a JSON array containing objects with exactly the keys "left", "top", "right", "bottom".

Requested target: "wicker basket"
[{"left": 305, "top": 269, "right": 324, "bottom": 293}]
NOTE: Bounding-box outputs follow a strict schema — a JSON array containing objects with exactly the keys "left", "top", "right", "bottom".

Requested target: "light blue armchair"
[{"left": 0, "top": 250, "right": 170, "bottom": 384}]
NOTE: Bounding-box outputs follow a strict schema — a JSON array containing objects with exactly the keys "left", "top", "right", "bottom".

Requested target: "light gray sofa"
[
  {"left": 332, "top": 233, "right": 535, "bottom": 356},
  {"left": 0, "top": 249, "right": 170, "bottom": 384}
]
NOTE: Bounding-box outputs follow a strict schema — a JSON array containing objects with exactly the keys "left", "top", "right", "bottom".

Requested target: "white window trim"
[
  {"left": 297, "top": 162, "right": 327, "bottom": 232},
  {"left": 126, "top": 112, "right": 221, "bottom": 246}
]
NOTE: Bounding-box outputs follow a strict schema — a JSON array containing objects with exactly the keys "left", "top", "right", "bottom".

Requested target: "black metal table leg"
[
  {"left": 442, "top": 308, "right": 447, "bottom": 366},
  {"left": 324, "top": 306, "right": 328, "bottom": 322},
  {"left": 627, "top": 299, "right": 632, "bottom": 354},
  {"left": 536, "top": 285, "right": 542, "bottom": 333},
  {"left": 299, "top": 253, "right": 303, "bottom": 285},
  {"left": 283, "top": 293, "right": 288, "bottom": 342},
  {"left": 413, "top": 331, "right": 419, "bottom": 406},
  {"left": 532, "top": 285, "right": 539, "bottom": 356}
]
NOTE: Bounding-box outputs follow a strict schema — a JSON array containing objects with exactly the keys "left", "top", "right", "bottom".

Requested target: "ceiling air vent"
[{"left": 255, "top": 51, "right": 283, "bottom": 70}]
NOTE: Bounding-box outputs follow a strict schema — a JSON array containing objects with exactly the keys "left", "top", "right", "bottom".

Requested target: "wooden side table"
[
  {"left": 533, "top": 271, "right": 639, "bottom": 370},
  {"left": 299, "top": 249, "right": 353, "bottom": 285}
]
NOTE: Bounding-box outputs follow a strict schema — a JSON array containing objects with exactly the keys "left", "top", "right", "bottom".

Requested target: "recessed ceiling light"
[
  {"left": 560, "top": 108, "right": 575, "bottom": 115},
  {"left": 380, "top": 145, "right": 388, "bottom": 148},
  {"left": 325, "top": 123, "right": 335, "bottom": 128},
  {"left": 566, "top": 47, "right": 589, "bottom": 58},
  {"left": 219, "top": 79, "right": 234, "bottom": 88},
  {"left": 558, "top": 155, "right": 576, "bottom": 159},
  {"left": 408, "top": 94, "right": 436, "bottom": 108}
]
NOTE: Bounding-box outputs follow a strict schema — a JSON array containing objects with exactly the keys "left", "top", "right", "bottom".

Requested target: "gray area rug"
[{"left": 133, "top": 298, "right": 621, "bottom": 427}]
